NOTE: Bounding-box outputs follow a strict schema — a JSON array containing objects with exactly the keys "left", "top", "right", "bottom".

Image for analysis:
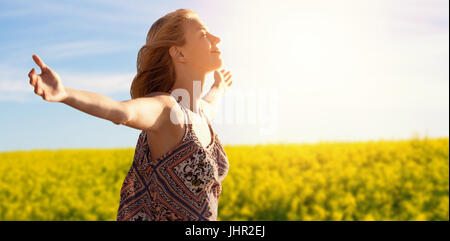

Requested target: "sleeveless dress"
[{"left": 116, "top": 99, "right": 230, "bottom": 221}]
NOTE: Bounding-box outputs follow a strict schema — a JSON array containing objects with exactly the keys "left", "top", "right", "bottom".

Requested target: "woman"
[{"left": 27, "top": 8, "right": 233, "bottom": 221}]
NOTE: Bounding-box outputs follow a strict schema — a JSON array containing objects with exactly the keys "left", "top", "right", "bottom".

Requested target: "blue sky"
[{"left": 0, "top": 0, "right": 448, "bottom": 152}]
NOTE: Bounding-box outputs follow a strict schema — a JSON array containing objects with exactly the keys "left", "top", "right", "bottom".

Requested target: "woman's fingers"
[
  {"left": 36, "top": 84, "right": 45, "bottom": 97},
  {"left": 215, "top": 69, "right": 232, "bottom": 89},
  {"left": 220, "top": 69, "right": 231, "bottom": 75},
  {"left": 34, "top": 85, "right": 42, "bottom": 95},
  {"left": 31, "top": 73, "right": 44, "bottom": 96},
  {"left": 218, "top": 69, "right": 230, "bottom": 77},
  {"left": 28, "top": 68, "right": 38, "bottom": 86},
  {"left": 28, "top": 69, "right": 33, "bottom": 85},
  {"left": 32, "top": 54, "right": 47, "bottom": 70},
  {"left": 225, "top": 75, "right": 232, "bottom": 84},
  {"left": 28, "top": 56, "right": 52, "bottom": 101}
]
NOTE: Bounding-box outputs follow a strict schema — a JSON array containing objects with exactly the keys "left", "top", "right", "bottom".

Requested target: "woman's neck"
[{"left": 170, "top": 67, "right": 208, "bottom": 114}]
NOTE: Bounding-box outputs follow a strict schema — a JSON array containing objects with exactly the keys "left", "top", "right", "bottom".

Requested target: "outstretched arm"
[
  {"left": 61, "top": 87, "right": 130, "bottom": 125},
  {"left": 201, "top": 69, "right": 233, "bottom": 121},
  {"left": 28, "top": 54, "right": 172, "bottom": 131},
  {"left": 62, "top": 88, "right": 174, "bottom": 131}
]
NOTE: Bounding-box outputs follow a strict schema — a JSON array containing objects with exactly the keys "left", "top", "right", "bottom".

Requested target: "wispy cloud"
[
  {"left": 0, "top": 63, "right": 134, "bottom": 102},
  {"left": 0, "top": 1, "right": 162, "bottom": 103},
  {"left": 36, "top": 40, "right": 136, "bottom": 60},
  {"left": 0, "top": 0, "right": 163, "bottom": 21},
  {"left": 0, "top": 39, "right": 139, "bottom": 70}
]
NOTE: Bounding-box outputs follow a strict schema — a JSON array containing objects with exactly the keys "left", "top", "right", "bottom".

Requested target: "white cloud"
[
  {"left": 0, "top": 38, "right": 139, "bottom": 69},
  {"left": 0, "top": 0, "right": 168, "bottom": 24},
  {"left": 60, "top": 71, "right": 135, "bottom": 94},
  {"left": 0, "top": 63, "right": 134, "bottom": 102},
  {"left": 37, "top": 40, "right": 135, "bottom": 60}
]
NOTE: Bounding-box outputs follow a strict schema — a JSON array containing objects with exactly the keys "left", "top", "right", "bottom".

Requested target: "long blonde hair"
[{"left": 130, "top": 8, "right": 197, "bottom": 99}]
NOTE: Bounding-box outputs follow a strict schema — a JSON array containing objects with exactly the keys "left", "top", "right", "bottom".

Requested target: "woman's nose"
[{"left": 211, "top": 34, "right": 221, "bottom": 44}]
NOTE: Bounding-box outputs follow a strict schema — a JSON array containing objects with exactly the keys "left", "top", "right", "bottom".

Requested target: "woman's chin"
[
  {"left": 204, "top": 58, "right": 223, "bottom": 73},
  {"left": 212, "top": 59, "right": 223, "bottom": 70}
]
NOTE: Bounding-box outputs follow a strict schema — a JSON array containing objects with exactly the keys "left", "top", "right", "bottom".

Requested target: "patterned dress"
[{"left": 116, "top": 100, "right": 229, "bottom": 221}]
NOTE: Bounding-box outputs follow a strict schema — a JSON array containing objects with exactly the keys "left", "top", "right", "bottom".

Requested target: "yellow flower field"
[{"left": 0, "top": 137, "right": 448, "bottom": 221}]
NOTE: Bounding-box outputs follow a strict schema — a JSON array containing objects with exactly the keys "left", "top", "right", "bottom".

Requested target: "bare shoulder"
[
  {"left": 144, "top": 91, "right": 171, "bottom": 98},
  {"left": 142, "top": 92, "right": 185, "bottom": 131},
  {"left": 200, "top": 99, "right": 215, "bottom": 122},
  {"left": 142, "top": 91, "right": 179, "bottom": 110},
  {"left": 120, "top": 91, "right": 184, "bottom": 132}
]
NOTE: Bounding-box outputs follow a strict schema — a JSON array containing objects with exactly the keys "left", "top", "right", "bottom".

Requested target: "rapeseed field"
[{"left": 0, "top": 137, "right": 448, "bottom": 221}]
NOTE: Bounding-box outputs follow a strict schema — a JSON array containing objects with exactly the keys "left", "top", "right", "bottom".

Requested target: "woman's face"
[{"left": 180, "top": 17, "right": 222, "bottom": 73}]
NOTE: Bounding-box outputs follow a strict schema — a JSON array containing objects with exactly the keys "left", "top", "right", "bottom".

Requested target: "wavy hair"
[{"left": 130, "top": 9, "right": 197, "bottom": 99}]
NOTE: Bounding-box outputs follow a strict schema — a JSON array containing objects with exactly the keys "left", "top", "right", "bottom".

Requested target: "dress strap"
[
  {"left": 176, "top": 98, "right": 191, "bottom": 126},
  {"left": 200, "top": 101, "right": 210, "bottom": 123},
  {"left": 200, "top": 102, "right": 214, "bottom": 136}
]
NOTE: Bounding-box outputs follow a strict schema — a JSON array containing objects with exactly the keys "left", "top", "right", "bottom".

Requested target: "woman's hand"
[
  {"left": 28, "top": 54, "right": 68, "bottom": 102},
  {"left": 213, "top": 69, "right": 233, "bottom": 92}
]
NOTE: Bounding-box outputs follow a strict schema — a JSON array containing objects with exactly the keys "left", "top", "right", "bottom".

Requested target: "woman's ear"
[{"left": 169, "top": 46, "right": 185, "bottom": 63}]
